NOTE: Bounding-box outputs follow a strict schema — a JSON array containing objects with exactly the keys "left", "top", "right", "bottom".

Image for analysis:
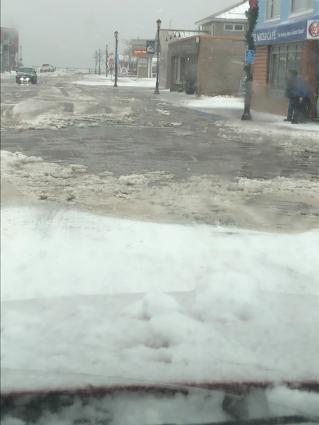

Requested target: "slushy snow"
[
  {"left": 1, "top": 206, "right": 318, "bottom": 395},
  {"left": 74, "top": 75, "right": 156, "bottom": 88}
]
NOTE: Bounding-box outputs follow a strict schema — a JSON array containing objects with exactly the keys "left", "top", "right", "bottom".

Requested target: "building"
[
  {"left": 167, "top": 1, "right": 249, "bottom": 96},
  {"left": 0, "top": 27, "right": 19, "bottom": 72},
  {"left": 196, "top": 0, "right": 249, "bottom": 36},
  {"left": 252, "top": 0, "right": 319, "bottom": 116},
  {"left": 126, "top": 39, "right": 155, "bottom": 78},
  {"left": 159, "top": 29, "right": 208, "bottom": 88}
]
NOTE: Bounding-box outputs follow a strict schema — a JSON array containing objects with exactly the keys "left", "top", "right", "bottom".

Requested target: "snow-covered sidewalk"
[
  {"left": 1, "top": 206, "right": 318, "bottom": 394},
  {"left": 164, "top": 93, "right": 319, "bottom": 139},
  {"left": 74, "top": 74, "right": 156, "bottom": 88}
]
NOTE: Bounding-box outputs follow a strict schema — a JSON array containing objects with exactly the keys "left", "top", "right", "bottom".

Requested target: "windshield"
[
  {"left": 17, "top": 67, "right": 34, "bottom": 73},
  {"left": 1, "top": 0, "right": 318, "bottom": 423}
]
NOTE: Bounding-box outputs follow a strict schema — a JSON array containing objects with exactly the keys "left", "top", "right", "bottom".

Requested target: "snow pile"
[
  {"left": 1, "top": 83, "right": 134, "bottom": 130},
  {"left": 1, "top": 206, "right": 318, "bottom": 394},
  {"left": 183, "top": 95, "right": 244, "bottom": 110},
  {"left": 74, "top": 76, "right": 156, "bottom": 88},
  {"left": 2, "top": 150, "right": 318, "bottom": 232},
  {"left": 0, "top": 72, "right": 16, "bottom": 80}
]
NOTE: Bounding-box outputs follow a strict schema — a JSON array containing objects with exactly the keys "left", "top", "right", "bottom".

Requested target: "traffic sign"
[
  {"left": 245, "top": 49, "right": 256, "bottom": 65},
  {"left": 146, "top": 40, "right": 156, "bottom": 54}
]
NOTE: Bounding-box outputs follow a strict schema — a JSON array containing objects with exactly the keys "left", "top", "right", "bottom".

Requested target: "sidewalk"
[{"left": 161, "top": 92, "right": 319, "bottom": 139}]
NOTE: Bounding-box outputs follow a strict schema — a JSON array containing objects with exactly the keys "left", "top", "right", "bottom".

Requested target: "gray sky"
[{"left": 2, "top": 0, "right": 238, "bottom": 68}]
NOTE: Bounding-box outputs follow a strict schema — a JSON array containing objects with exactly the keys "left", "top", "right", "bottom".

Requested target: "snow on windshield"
[{"left": 1, "top": 205, "right": 318, "bottom": 395}]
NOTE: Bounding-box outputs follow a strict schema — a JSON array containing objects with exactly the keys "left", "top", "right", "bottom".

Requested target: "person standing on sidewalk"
[
  {"left": 291, "top": 72, "right": 311, "bottom": 124},
  {"left": 284, "top": 70, "right": 296, "bottom": 122}
]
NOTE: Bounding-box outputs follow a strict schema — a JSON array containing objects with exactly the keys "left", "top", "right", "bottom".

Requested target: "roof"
[
  {"left": 159, "top": 29, "right": 208, "bottom": 44},
  {"left": 196, "top": 0, "right": 249, "bottom": 25}
]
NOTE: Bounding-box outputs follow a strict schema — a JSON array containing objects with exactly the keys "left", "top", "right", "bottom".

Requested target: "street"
[{"left": 1, "top": 72, "right": 318, "bottom": 231}]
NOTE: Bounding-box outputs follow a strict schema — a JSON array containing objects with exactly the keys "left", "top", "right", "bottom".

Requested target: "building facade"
[
  {"left": 168, "top": 35, "right": 247, "bottom": 96},
  {"left": 128, "top": 39, "right": 154, "bottom": 78},
  {"left": 167, "top": 1, "right": 249, "bottom": 95},
  {"left": 0, "top": 27, "right": 19, "bottom": 72},
  {"left": 196, "top": 0, "right": 249, "bottom": 36},
  {"left": 159, "top": 29, "right": 207, "bottom": 88},
  {"left": 253, "top": 0, "right": 319, "bottom": 116}
]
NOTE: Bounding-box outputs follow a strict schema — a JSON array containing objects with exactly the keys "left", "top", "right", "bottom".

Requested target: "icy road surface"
[
  {"left": 1, "top": 73, "right": 319, "bottom": 232},
  {"left": 1, "top": 206, "right": 318, "bottom": 393}
]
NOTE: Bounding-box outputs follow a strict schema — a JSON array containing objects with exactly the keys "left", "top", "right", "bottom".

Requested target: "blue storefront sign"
[{"left": 253, "top": 15, "right": 319, "bottom": 45}]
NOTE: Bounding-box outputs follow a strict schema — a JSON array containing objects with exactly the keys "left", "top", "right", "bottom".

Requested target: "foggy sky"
[{"left": 2, "top": 0, "right": 240, "bottom": 68}]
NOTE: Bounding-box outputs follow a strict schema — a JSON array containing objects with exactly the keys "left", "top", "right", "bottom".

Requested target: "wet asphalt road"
[{"left": 1, "top": 74, "right": 318, "bottom": 181}]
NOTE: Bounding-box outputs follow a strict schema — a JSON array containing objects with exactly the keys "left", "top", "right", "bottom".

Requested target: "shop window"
[
  {"left": 291, "top": 0, "right": 313, "bottom": 14},
  {"left": 269, "top": 43, "right": 303, "bottom": 91},
  {"left": 224, "top": 23, "right": 244, "bottom": 32},
  {"left": 266, "top": 0, "right": 280, "bottom": 20}
]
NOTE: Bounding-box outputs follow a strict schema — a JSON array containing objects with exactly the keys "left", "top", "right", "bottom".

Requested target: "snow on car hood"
[{"left": 1, "top": 206, "right": 318, "bottom": 393}]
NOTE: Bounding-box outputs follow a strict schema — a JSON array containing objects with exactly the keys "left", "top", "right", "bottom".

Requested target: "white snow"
[
  {"left": 196, "top": 1, "right": 248, "bottom": 24},
  {"left": 1, "top": 206, "right": 318, "bottom": 394},
  {"left": 74, "top": 75, "right": 156, "bottom": 88},
  {"left": 183, "top": 95, "right": 244, "bottom": 110},
  {"left": 215, "top": 1, "right": 249, "bottom": 20},
  {"left": 169, "top": 94, "right": 319, "bottom": 138}
]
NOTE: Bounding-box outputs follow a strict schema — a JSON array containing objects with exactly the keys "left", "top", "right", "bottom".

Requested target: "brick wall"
[
  {"left": 252, "top": 46, "right": 269, "bottom": 94},
  {"left": 198, "top": 36, "right": 246, "bottom": 96}
]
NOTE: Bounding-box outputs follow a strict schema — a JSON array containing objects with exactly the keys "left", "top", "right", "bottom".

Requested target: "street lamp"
[
  {"left": 241, "top": 0, "right": 259, "bottom": 121},
  {"left": 154, "top": 19, "right": 162, "bottom": 95},
  {"left": 114, "top": 31, "right": 119, "bottom": 88}
]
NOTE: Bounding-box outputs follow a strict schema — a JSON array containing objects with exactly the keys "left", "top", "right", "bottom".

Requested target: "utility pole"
[
  {"left": 154, "top": 19, "right": 162, "bottom": 95},
  {"left": 19, "top": 45, "right": 23, "bottom": 67},
  {"left": 94, "top": 50, "right": 98, "bottom": 74},
  {"left": 98, "top": 49, "right": 102, "bottom": 75},
  {"left": 114, "top": 31, "right": 119, "bottom": 88},
  {"left": 105, "top": 44, "right": 109, "bottom": 77}
]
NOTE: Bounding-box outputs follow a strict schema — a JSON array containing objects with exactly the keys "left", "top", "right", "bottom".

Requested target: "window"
[
  {"left": 266, "top": 0, "right": 280, "bottom": 20},
  {"left": 224, "top": 23, "right": 244, "bottom": 32},
  {"left": 291, "top": 0, "right": 313, "bottom": 14},
  {"left": 269, "top": 43, "right": 303, "bottom": 90}
]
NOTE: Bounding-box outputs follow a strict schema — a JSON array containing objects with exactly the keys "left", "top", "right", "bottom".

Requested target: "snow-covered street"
[
  {"left": 1, "top": 73, "right": 318, "bottom": 231},
  {"left": 1, "top": 72, "right": 319, "bottom": 422}
]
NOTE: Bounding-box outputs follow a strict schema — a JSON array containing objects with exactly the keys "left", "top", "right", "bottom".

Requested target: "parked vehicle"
[
  {"left": 40, "top": 64, "right": 56, "bottom": 73},
  {"left": 16, "top": 67, "right": 38, "bottom": 84}
]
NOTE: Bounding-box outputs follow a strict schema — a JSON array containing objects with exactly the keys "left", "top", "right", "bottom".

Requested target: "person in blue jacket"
[
  {"left": 290, "top": 71, "right": 311, "bottom": 124},
  {"left": 284, "top": 70, "right": 296, "bottom": 122}
]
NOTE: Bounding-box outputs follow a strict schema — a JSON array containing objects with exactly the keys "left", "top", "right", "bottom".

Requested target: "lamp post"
[
  {"left": 241, "top": 0, "right": 259, "bottom": 121},
  {"left": 114, "top": 31, "right": 119, "bottom": 88},
  {"left": 154, "top": 19, "right": 162, "bottom": 95}
]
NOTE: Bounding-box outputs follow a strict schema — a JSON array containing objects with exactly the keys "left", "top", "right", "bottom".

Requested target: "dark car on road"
[{"left": 16, "top": 67, "right": 38, "bottom": 84}]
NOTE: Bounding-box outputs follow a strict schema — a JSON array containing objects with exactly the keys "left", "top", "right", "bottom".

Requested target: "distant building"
[
  {"left": 0, "top": 27, "right": 19, "bottom": 72},
  {"left": 127, "top": 39, "right": 155, "bottom": 78},
  {"left": 196, "top": 0, "right": 248, "bottom": 36},
  {"left": 253, "top": 0, "right": 319, "bottom": 117},
  {"left": 166, "top": 1, "right": 249, "bottom": 96}
]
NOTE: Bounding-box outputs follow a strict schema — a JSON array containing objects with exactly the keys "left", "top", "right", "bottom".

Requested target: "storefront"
[{"left": 252, "top": 14, "right": 319, "bottom": 117}]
